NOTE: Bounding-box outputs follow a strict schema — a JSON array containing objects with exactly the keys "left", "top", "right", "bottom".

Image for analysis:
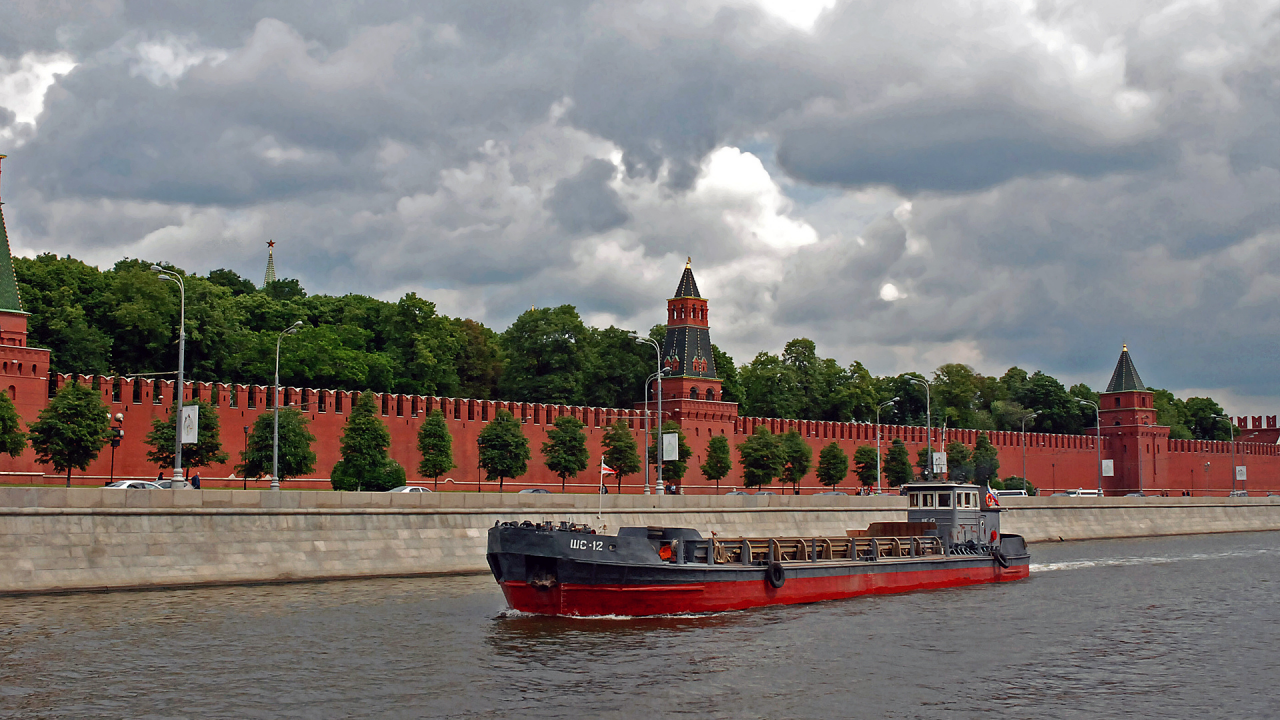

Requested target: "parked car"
[
  {"left": 155, "top": 480, "right": 193, "bottom": 489},
  {"left": 1125, "top": 491, "right": 1146, "bottom": 497},
  {"left": 1228, "top": 490, "right": 1249, "bottom": 497},
  {"left": 518, "top": 488, "right": 551, "bottom": 494},
  {"left": 724, "top": 490, "right": 749, "bottom": 495},
  {"left": 994, "top": 490, "right": 1028, "bottom": 497},
  {"left": 816, "top": 491, "right": 848, "bottom": 495},
  {"left": 755, "top": 491, "right": 776, "bottom": 496},
  {"left": 1051, "top": 489, "right": 1103, "bottom": 497},
  {"left": 389, "top": 486, "right": 432, "bottom": 493},
  {"left": 105, "top": 480, "right": 162, "bottom": 490}
]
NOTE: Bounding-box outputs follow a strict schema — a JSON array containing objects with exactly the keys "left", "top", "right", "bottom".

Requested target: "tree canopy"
[
  {"left": 701, "top": 435, "right": 733, "bottom": 491},
  {"left": 417, "top": 409, "right": 456, "bottom": 487},
  {"left": 852, "top": 445, "right": 878, "bottom": 487},
  {"left": 883, "top": 439, "right": 913, "bottom": 487},
  {"left": 477, "top": 409, "right": 529, "bottom": 490},
  {"left": 779, "top": 429, "right": 812, "bottom": 494},
  {"left": 29, "top": 381, "right": 111, "bottom": 486},
  {"left": 601, "top": 420, "right": 641, "bottom": 492},
  {"left": 237, "top": 408, "right": 316, "bottom": 481},
  {"left": 738, "top": 426, "right": 784, "bottom": 489},
  {"left": 0, "top": 392, "right": 27, "bottom": 458},
  {"left": 542, "top": 415, "right": 589, "bottom": 492},
  {"left": 331, "top": 392, "right": 405, "bottom": 491},
  {"left": 819, "top": 443, "right": 850, "bottom": 488}
]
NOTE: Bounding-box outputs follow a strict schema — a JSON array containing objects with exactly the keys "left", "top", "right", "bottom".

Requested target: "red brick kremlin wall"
[{"left": 1, "top": 372, "right": 1276, "bottom": 496}]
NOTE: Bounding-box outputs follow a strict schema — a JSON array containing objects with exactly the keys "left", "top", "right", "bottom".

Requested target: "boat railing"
[{"left": 670, "top": 535, "right": 945, "bottom": 565}]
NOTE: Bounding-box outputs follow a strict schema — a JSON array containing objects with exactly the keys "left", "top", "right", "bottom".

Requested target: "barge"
[{"left": 487, "top": 482, "right": 1030, "bottom": 616}]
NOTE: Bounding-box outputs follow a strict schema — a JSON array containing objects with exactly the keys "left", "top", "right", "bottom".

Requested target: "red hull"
[{"left": 501, "top": 561, "right": 1030, "bottom": 617}]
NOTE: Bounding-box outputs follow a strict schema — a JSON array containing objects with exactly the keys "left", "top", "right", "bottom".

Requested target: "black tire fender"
[
  {"left": 767, "top": 561, "right": 785, "bottom": 589},
  {"left": 991, "top": 548, "right": 1010, "bottom": 569}
]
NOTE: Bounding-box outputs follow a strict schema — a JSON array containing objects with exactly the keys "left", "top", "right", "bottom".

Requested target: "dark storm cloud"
[
  {"left": 545, "top": 158, "right": 629, "bottom": 233},
  {"left": 5, "top": 0, "right": 1280, "bottom": 408}
]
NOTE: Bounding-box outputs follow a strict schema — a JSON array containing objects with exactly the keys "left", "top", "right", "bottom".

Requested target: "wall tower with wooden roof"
[{"left": 1098, "top": 345, "right": 1169, "bottom": 493}]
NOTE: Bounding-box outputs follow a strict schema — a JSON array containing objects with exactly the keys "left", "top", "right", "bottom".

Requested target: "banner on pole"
[
  {"left": 662, "top": 433, "right": 679, "bottom": 461},
  {"left": 1236, "top": 466, "right": 1247, "bottom": 481},
  {"left": 1102, "top": 459, "right": 1114, "bottom": 477},
  {"left": 180, "top": 405, "right": 199, "bottom": 444},
  {"left": 931, "top": 452, "right": 947, "bottom": 474}
]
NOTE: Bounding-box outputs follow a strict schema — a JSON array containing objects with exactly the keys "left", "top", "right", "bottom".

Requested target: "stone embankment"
[{"left": 2, "top": 488, "right": 1278, "bottom": 595}]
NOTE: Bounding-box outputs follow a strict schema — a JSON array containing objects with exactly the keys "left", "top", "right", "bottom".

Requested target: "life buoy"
[
  {"left": 991, "top": 548, "right": 1010, "bottom": 569},
  {"left": 990, "top": 530, "right": 999, "bottom": 544},
  {"left": 767, "top": 561, "right": 785, "bottom": 589}
]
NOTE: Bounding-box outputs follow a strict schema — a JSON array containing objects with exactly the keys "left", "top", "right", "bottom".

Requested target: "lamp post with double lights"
[
  {"left": 1021, "top": 411, "right": 1041, "bottom": 492},
  {"left": 108, "top": 413, "right": 124, "bottom": 484},
  {"left": 1078, "top": 399, "right": 1102, "bottom": 495},
  {"left": 631, "top": 333, "right": 665, "bottom": 495},
  {"left": 907, "top": 376, "right": 932, "bottom": 480},
  {"left": 150, "top": 265, "right": 186, "bottom": 486},
  {"left": 874, "top": 397, "right": 898, "bottom": 493},
  {"left": 273, "top": 321, "right": 303, "bottom": 490}
]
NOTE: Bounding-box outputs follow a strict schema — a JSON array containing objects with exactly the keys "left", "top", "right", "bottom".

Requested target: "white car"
[
  {"left": 105, "top": 480, "right": 162, "bottom": 489},
  {"left": 388, "top": 486, "right": 433, "bottom": 493}
]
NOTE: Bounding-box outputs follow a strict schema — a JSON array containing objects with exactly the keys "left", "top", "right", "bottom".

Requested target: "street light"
[
  {"left": 1021, "top": 411, "right": 1041, "bottom": 492},
  {"left": 874, "top": 397, "right": 898, "bottom": 493},
  {"left": 273, "top": 320, "right": 303, "bottom": 490},
  {"left": 641, "top": 368, "right": 670, "bottom": 495},
  {"left": 907, "top": 376, "right": 931, "bottom": 480},
  {"left": 108, "top": 413, "right": 124, "bottom": 485},
  {"left": 242, "top": 425, "right": 249, "bottom": 490},
  {"left": 151, "top": 265, "right": 186, "bottom": 486},
  {"left": 1213, "top": 415, "right": 1237, "bottom": 493},
  {"left": 1078, "top": 399, "right": 1102, "bottom": 495},
  {"left": 631, "top": 333, "right": 664, "bottom": 495}
]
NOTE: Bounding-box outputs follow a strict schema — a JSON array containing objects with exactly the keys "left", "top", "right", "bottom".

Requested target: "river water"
[{"left": 1, "top": 531, "right": 1277, "bottom": 719}]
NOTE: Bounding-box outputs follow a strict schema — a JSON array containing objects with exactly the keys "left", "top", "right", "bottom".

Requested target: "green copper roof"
[
  {"left": 1105, "top": 345, "right": 1145, "bottom": 392},
  {"left": 0, "top": 190, "right": 22, "bottom": 313}
]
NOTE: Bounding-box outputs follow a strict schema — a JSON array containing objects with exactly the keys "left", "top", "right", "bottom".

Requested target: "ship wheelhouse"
[{"left": 905, "top": 482, "right": 1002, "bottom": 549}]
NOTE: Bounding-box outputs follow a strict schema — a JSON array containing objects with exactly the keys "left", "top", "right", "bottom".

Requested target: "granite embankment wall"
[{"left": 2, "top": 488, "right": 1278, "bottom": 595}]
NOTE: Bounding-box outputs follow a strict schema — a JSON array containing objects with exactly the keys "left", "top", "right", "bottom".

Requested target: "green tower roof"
[{"left": 0, "top": 155, "right": 23, "bottom": 312}]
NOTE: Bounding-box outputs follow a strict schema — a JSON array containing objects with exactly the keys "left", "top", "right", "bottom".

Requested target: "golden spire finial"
[
  {"left": 686, "top": 256, "right": 691, "bottom": 268},
  {"left": 1122, "top": 343, "right": 1128, "bottom": 352}
]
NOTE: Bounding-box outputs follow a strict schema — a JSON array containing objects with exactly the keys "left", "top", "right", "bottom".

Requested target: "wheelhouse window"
[
  {"left": 938, "top": 492, "right": 951, "bottom": 508},
  {"left": 909, "top": 493, "right": 920, "bottom": 508},
  {"left": 922, "top": 493, "right": 934, "bottom": 508}
]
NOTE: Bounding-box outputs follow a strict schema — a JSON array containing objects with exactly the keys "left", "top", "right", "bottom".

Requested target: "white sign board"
[
  {"left": 1102, "top": 459, "right": 1114, "bottom": 477},
  {"left": 662, "top": 432, "right": 679, "bottom": 461},
  {"left": 1236, "top": 466, "right": 1247, "bottom": 481},
  {"left": 180, "top": 405, "right": 199, "bottom": 444},
  {"left": 932, "top": 452, "right": 947, "bottom": 474}
]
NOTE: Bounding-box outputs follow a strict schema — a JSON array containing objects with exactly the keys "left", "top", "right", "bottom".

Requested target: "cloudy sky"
[{"left": 2, "top": 0, "right": 1279, "bottom": 413}]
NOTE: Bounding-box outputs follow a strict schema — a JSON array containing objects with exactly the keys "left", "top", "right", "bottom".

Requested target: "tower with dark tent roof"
[
  {"left": 263, "top": 240, "right": 277, "bottom": 286},
  {"left": 1098, "top": 344, "right": 1167, "bottom": 494},
  {"left": 0, "top": 155, "right": 53, "bottom": 430},
  {"left": 656, "top": 258, "right": 721, "bottom": 403}
]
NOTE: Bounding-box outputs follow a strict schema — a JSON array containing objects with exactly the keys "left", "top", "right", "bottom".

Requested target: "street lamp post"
[
  {"left": 907, "top": 377, "right": 931, "bottom": 480},
  {"left": 631, "top": 334, "right": 664, "bottom": 495},
  {"left": 641, "top": 369, "right": 663, "bottom": 495},
  {"left": 1214, "top": 415, "right": 1237, "bottom": 493},
  {"left": 1079, "top": 399, "right": 1102, "bottom": 495},
  {"left": 108, "top": 413, "right": 124, "bottom": 484},
  {"left": 273, "top": 321, "right": 303, "bottom": 490},
  {"left": 242, "top": 425, "right": 249, "bottom": 490},
  {"left": 874, "top": 398, "right": 898, "bottom": 493},
  {"left": 151, "top": 266, "right": 186, "bottom": 486},
  {"left": 1021, "top": 411, "right": 1041, "bottom": 492}
]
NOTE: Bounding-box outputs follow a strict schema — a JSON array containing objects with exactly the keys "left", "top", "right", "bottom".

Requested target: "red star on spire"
[{"left": 267, "top": 240, "right": 276, "bottom": 248}]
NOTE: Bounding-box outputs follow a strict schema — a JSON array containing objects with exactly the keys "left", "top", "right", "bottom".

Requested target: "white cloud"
[{"left": 0, "top": 52, "right": 76, "bottom": 140}]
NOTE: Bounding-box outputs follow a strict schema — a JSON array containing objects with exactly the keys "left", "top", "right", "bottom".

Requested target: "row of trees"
[{"left": 17, "top": 252, "right": 1235, "bottom": 441}]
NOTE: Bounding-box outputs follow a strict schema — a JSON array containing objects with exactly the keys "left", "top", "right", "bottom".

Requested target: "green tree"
[
  {"left": 779, "top": 429, "right": 812, "bottom": 493},
  {"left": 29, "top": 381, "right": 111, "bottom": 487},
  {"left": 237, "top": 408, "right": 317, "bottom": 481},
  {"left": 331, "top": 392, "right": 405, "bottom": 492},
  {"left": 701, "top": 434, "right": 733, "bottom": 491},
  {"left": 580, "top": 326, "right": 652, "bottom": 408},
  {"left": 143, "top": 399, "right": 229, "bottom": 471},
  {"left": 944, "top": 440, "right": 973, "bottom": 483},
  {"left": 852, "top": 445, "right": 879, "bottom": 488},
  {"left": 973, "top": 433, "right": 1000, "bottom": 485},
  {"left": 417, "top": 409, "right": 456, "bottom": 488},
  {"left": 477, "top": 409, "right": 530, "bottom": 491},
  {"left": 601, "top": 420, "right": 641, "bottom": 492},
  {"left": 648, "top": 420, "right": 692, "bottom": 487},
  {"left": 0, "top": 392, "right": 27, "bottom": 457},
  {"left": 883, "top": 438, "right": 913, "bottom": 487},
  {"left": 818, "top": 443, "right": 850, "bottom": 488},
  {"left": 1153, "top": 388, "right": 1193, "bottom": 440},
  {"left": 738, "top": 426, "right": 784, "bottom": 489},
  {"left": 499, "top": 305, "right": 589, "bottom": 404},
  {"left": 712, "top": 345, "right": 742, "bottom": 404},
  {"left": 739, "top": 351, "right": 800, "bottom": 419},
  {"left": 1185, "top": 397, "right": 1232, "bottom": 440},
  {"left": 543, "top": 415, "right": 589, "bottom": 492}
]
